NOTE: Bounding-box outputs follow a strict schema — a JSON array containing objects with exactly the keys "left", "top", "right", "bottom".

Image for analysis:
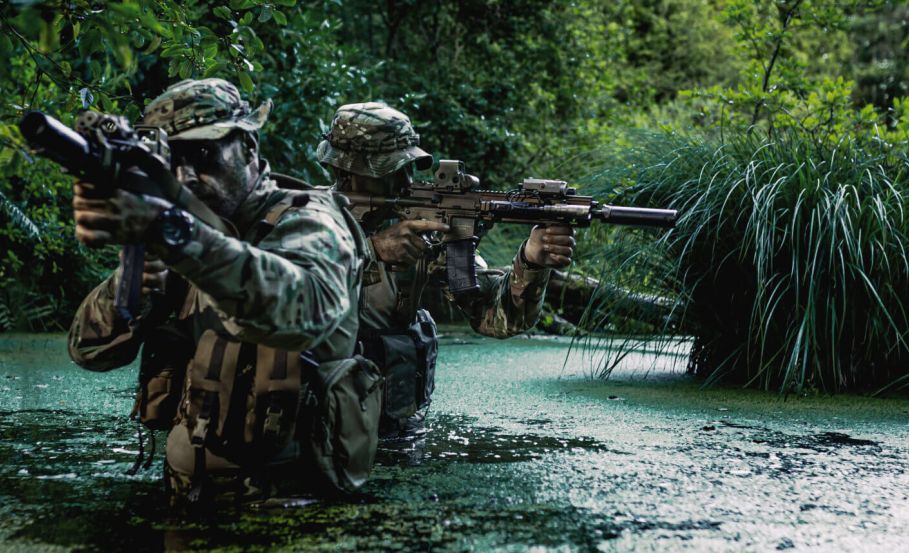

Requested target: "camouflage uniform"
[
  {"left": 69, "top": 79, "right": 373, "bottom": 501},
  {"left": 318, "top": 103, "right": 551, "bottom": 433}
]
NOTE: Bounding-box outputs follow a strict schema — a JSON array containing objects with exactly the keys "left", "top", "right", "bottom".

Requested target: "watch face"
[{"left": 161, "top": 209, "right": 192, "bottom": 247}]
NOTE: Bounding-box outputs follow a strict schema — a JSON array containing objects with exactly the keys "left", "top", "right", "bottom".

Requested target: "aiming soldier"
[
  {"left": 67, "top": 79, "right": 382, "bottom": 505},
  {"left": 317, "top": 102, "right": 575, "bottom": 438}
]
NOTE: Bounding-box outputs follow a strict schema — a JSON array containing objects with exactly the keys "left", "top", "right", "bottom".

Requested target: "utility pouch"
[
  {"left": 411, "top": 309, "right": 439, "bottom": 409},
  {"left": 183, "top": 330, "right": 310, "bottom": 465},
  {"left": 360, "top": 309, "right": 439, "bottom": 425},
  {"left": 300, "top": 354, "right": 383, "bottom": 493},
  {"left": 132, "top": 326, "right": 193, "bottom": 430}
]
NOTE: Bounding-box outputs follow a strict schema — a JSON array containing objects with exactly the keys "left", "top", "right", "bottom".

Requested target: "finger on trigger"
[{"left": 407, "top": 234, "right": 428, "bottom": 251}]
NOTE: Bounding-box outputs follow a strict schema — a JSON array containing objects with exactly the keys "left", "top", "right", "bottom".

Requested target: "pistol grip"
[
  {"left": 446, "top": 238, "right": 480, "bottom": 295},
  {"left": 115, "top": 244, "right": 145, "bottom": 321}
]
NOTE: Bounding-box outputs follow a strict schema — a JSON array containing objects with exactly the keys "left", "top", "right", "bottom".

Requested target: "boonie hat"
[
  {"left": 143, "top": 78, "right": 272, "bottom": 141},
  {"left": 316, "top": 102, "right": 432, "bottom": 178}
]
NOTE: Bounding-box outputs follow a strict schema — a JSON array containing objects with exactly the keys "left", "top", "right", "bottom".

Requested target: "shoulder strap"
[
  {"left": 264, "top": 196, "right": 295, "bottom": 227},
  {"left": 271, "top": 172, "right": 315, "bottom": 191},
  {"left": 252, "top": 192, "right": 303, "bottom": 244},
  {"left": 333, "top": 192, "right": 373, "bottom": 276}
]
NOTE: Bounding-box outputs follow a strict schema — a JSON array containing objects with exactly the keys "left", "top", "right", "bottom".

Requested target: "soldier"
[
  {"left": 317, "top": 102, "right": 575, "bottom": 438},
  {"left": 68, "top": 79, "right": 383, "bottom": 505}
]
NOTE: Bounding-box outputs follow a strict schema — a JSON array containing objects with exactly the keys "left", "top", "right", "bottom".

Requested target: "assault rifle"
[
  {"left": 18, "top": 111, "right": 228, "bottom": 320},
  {"left": 341, "top": 159, "right": 678, "bottom": 295}
]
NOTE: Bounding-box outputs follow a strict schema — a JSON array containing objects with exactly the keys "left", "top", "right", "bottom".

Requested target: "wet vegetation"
[
  {"left": 583, "top": 131, "right": 909, "bottom": 393},
  {"left": 4, "top": 334, "right": 909, "bottom": 551},
  {"left": 2, "top": 2, "right": 909, "bottom": 392}
]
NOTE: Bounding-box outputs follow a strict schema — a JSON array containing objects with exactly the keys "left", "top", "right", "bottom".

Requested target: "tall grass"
[{"left": 579, "top": 130, "right": 909, "bottom": 393}]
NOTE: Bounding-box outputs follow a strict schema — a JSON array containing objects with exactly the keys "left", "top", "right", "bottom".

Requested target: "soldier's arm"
[
  {"left": 160, "top": 195, "right": 357, "bottom": 351},
  {"left": 447, "top": 243, "right": 551, "bottom": 338},
  {"left": 68, "top": 273, "right": 144, "bottom": 371}
]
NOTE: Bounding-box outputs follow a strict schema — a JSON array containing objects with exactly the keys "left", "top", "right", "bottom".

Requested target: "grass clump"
[{"left": 580, "top": 129, "right": 909, "bottom": 393}]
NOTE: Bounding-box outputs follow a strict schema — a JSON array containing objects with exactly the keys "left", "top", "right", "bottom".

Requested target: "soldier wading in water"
[
  {"left": 317, "top": 102, "right": 576, "bottom": 439},
  {"left": 68, "top": 79, "right": 382, "bottom": 506}
]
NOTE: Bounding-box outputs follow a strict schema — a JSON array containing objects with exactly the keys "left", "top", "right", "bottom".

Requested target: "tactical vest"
[
  {"left": 355, "top": 232, "right": 441, "bottom": 435},
  {"left": 131, "top": 182, "right": 383, "bottom": 494}
]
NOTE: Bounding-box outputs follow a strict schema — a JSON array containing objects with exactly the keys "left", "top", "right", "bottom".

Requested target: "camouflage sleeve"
[
  {"left": 162, "top": 194, "right": 357, "bottom": 351},
  {"left": 68, "top": 272, "right": 144, "bottom": 371},
  {"left": 448, "top": 241, "right": 551, "bottom": 338}
]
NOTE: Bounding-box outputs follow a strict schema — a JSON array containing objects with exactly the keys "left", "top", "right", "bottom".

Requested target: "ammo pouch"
[
  {"left": 298, "top": 354, "right": 384, "bottom": 492},
  {"left": 183, "top": 330, "right": 383, "bottom": 492},
  {"left": 131, "top": 325, "right": 193, "bottom": 431},
  {"left": 360, "top": 309, "right": 439, "bottom": 426},
  {"left": 183, "top": 330, "right": 313, "bottom": 466}
]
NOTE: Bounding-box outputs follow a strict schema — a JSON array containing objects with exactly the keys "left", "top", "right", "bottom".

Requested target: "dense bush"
[{"left": 582, "top": 130, "right": 909, "bottom": 393}]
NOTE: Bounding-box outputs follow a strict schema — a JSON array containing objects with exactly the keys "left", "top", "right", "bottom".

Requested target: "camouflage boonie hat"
[
  {"left": 316, "top": 102, "right": 432, "bottom": 178},
  {"left": 143, "top": 78, "right": 272, "bottom": 141}
]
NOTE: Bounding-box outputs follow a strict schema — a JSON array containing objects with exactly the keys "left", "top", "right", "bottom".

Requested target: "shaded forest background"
[{"left": 2, "top": 0, "right": 909, "bottom": 392}]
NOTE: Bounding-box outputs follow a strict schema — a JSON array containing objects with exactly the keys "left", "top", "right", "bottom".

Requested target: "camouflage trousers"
[{"left": 163, "top": 460, "right": 331, "bottom": 509}]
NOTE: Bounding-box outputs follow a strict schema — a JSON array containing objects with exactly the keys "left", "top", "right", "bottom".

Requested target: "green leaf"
[
  {"left": 273, "top": 10, "right": 287, "bottom": 26},
  {"left": 238, "top": 71, "right": 254, "bottom": 93},
  {"left": 160, "top": 43, "right": 186, "bottom": 58},
  {"left": 214, "top": 6, "right": 232, "bottom": 20},
  {"left": 144, "top": 35, "right": 162, "bottom": 54},
  {"left": 39, "top": 17, "right": 59, "bottom": 53},
  {"left": 229, "top": 0, "right": 257, "bottom": 10},
  {"left": 258, "top": 6, "right": 273, "bottom": 23},
  {"left": 204, "top": 62, "right": 228, "bottom": 78},
  {"left": 178, "top": 59, "right": 193, "bottom": 79},
  {"left": 273, "top": 0, "right": 296, "bottom": 6}
]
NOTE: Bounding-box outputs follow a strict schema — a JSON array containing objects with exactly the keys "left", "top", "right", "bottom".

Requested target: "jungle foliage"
[
  {"left": 577, "top": 0, "right": 909, "bottom": 393},
  {"left": 1, "top": 1, "right": 908, "bottom": 392}
]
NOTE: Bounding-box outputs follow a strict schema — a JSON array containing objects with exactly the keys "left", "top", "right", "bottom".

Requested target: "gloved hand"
[
  {"left": 72, "top": 182, "right": 170, "bottom": 247},
  {"left": 371, "top": 219, "right": 450, "bottom": 268}
]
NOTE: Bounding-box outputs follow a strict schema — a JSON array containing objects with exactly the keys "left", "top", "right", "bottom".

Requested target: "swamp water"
[{"left": 1, "top": 333, "right": 908, "bottom": 552}]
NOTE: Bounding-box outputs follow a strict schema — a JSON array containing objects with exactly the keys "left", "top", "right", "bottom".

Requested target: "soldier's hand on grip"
[
  {"left": 73, "top": 181, "right": 169, "bottom": 247},
  {"left": 524, "top": 225, "right": 575, "bottom": 268},
  {"left": 370, "top": 219, "right": 451, "bottom": 268},
  {"left": 141, "top": 255, "right": 168, "bottom": 296}
]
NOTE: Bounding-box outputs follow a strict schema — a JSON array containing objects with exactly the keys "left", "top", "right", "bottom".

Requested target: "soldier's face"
[
  {"left": 348, "top": 167, "right": 413, "bottom": 196},
  {"left": 170, "top": 132, "right": 257, "bottom": 217}
]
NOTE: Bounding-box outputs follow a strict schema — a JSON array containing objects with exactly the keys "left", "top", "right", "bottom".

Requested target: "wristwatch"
[{"left": 149, "top": 207, "right": 194, "bottom": 250}]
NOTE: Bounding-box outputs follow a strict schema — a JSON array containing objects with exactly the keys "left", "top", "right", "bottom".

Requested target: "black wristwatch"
[{"left": 149, "top": 207, "right": 194, "bottom": 250}]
